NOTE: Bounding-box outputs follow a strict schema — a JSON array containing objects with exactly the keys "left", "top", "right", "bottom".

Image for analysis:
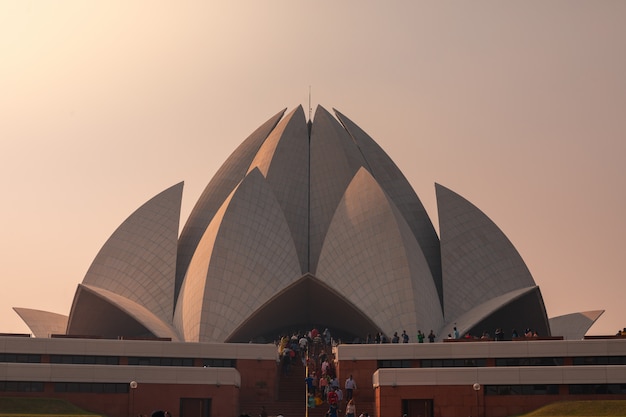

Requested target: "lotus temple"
[{"left": 1, "top": 105, "right": 624, "bottom": 417}]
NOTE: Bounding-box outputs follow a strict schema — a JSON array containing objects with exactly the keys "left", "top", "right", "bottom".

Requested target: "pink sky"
[{"left": 1, "top": 2, "right": 625, "bottom": 336}]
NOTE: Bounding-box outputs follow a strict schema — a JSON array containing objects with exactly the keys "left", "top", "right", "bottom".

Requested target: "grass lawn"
[
  {"left": 0, "top": 397, "right": 103, "bottom": 417},
  {"left": 518, "top": 400, "right": 626, "bottom": 416}
]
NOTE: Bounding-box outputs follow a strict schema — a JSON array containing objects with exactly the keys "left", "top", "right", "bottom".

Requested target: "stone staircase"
[{"left": 240, "top": 358, "right": 331, "bottom": 417}]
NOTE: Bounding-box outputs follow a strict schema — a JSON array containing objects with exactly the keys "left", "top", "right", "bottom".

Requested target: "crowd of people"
[
  {"left": 362, "top": 329, "right": 437, "bottom": 344},
  {"left": 273, "top": 327, "right": 371, "bottom": 417},
  {"left": 452, "top": 327, "right": 541, "bottom": 341},
  {"left": 276, "top": 327, "right": 335, "bottom": 377},
  {"left": 358, "top": 326, "right": 544, "bottom": 344},
  {"left": 272, "top": 323, "right": 544, "bottom": 417},
  {"left": 250, "top": 321, "right": 623, "bottom": 417},
  {"left": 149, "top": 411, "right": 173, "bottom": 417},
  {"left": 275, "top": 325, "right": 546, "bottom": 361}
]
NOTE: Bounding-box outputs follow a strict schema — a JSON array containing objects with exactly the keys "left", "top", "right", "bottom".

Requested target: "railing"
[
  {"left": 443, "top": 336, "right": 565, "bottom": 342},
  {"left": 584, "top": 334, "right": 626, "bottom": 340}
]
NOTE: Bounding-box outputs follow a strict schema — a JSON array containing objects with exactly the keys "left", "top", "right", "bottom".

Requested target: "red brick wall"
[
  {"left": 2, "top": 383, "right": 238, "bottom": 417},
  {"left": 336, "top": 359, "right": 377, "bottom": 404},
  {"left": 335, "top": 359, "right": 378, "bottom": 417},
  {"left": 377, "top": 385, "right": 478, "bottom": 417},
  {"left": 376, "top": 385, "right": 626, "bottom": 417},
  {"left": 238, "top": 358, "right": 279, "bottom": 403}
]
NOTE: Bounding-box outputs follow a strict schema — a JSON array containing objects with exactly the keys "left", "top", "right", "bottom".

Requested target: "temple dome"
[{"left": 17, "top": 105, "right": 563, "bottom": 342}]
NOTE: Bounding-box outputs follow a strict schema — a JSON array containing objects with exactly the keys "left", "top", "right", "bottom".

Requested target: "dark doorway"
[
  {"left": 402, "top": 399, "right": 433, "bottom": 417},
  {"left": 227, "top": 274, "right": 380, "bottom": 343},
  {"left": 179, "top": 398, "right": 211, "bottom": 417}
]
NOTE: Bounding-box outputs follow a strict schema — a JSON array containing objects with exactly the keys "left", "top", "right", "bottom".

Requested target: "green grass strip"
[
  {"left": 0, "top": 415, "right": 98, "bottom": 417},
  {"left": 519, "top": 400, "right": 626, "bottom": 416},
  {"left": 0, "top": 398, "right": 101, "bottom": 416}
]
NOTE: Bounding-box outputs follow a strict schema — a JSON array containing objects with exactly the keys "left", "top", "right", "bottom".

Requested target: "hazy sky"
[{"left": 1, "top": 2, "right": 625, "bottom": 336}]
